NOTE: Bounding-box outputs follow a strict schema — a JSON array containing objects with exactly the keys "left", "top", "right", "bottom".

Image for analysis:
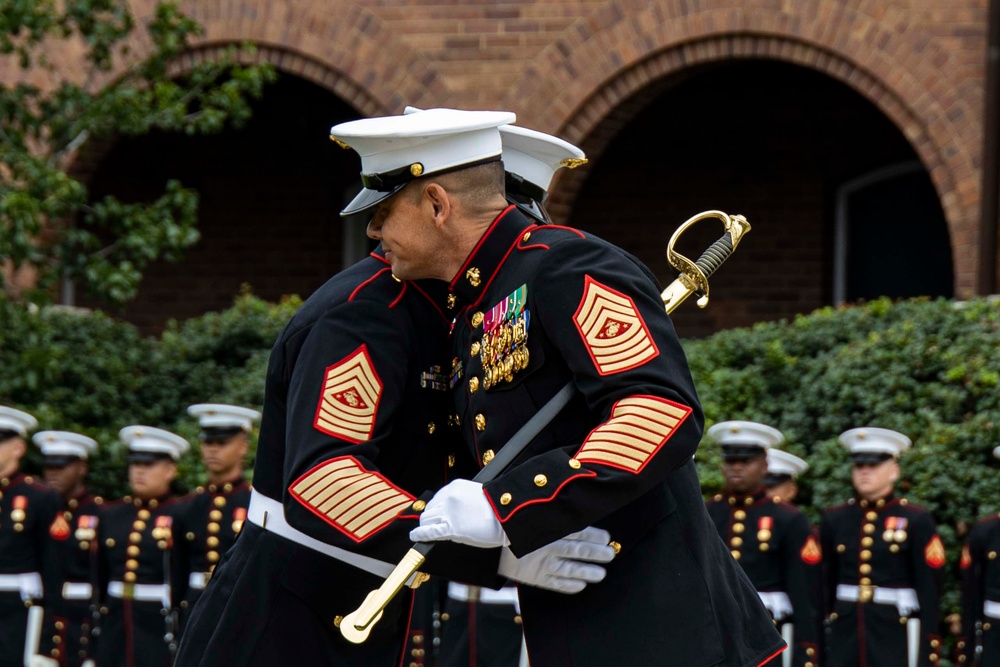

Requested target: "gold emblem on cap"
[
  {"left": 466, "top": 268, "right": 481, "bottom": 287},
  {"left": 329, "top": 136, "right": 351, "bottom": 150},
  {"left": 560, "top": 157, "right": 589, "bottom": 169},
  {"left": 410, "top": 162, "right": 424, "bottom": 177}
]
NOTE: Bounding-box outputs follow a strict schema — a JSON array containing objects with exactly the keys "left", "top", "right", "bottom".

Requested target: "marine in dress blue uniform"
[
  {"left": 95, "top": 426, "right": 191, "bottom": 667},
  {"left": 0, "top": 407, "right": 61, "bottom": 667},
  {"left": 765, "top": 449, "right": 809, "bottom": 506},
  {"left": 342, "top": 107, "right": 785, "bottom": 666},
  {"left": 959, "top": 444, "right": 1000, "bottom": 666},
  {"left": 820, "top": 428, "right": 944, "bottom": 667},
  {"left": 176, "top": 404, "right": 257, "bottom": 626},
  {"left": 175, "top": 111, "right": 609, "bottom": 667},
  {"left": 705, "top": 421, "right": 823, "bottom": 667},
  {"left": 32, "top": 431, "right": 103, "bottom": 667}
]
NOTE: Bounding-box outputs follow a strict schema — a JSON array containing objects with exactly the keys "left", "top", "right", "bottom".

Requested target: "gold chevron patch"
[
  {"left": 575, "top": 395, "right": 691, "bottom": 472},
  {"left": 924, "top": 534, "right": 946, "bottom": 568},
  {"left": 573, "top": 276, "right": 659, "bottom": 375},
  {"left": 289, "top": 457, "right": 415, "bottom": 542},
  {"left": 313, "top": 345, "right": 382, "bottom": 444}
]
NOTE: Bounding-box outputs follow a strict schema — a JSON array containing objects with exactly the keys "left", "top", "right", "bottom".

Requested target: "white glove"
[
  {"left": 30, "top": 656, "right": 59, "bottom": 667},
  {"left": 409, "top": 479, "right": 508, "bottom": 548},
  {"left": 498, "top": 526, "right": 617, "bottom": 594}
]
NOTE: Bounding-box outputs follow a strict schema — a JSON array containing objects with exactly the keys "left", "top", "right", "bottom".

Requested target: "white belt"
[
  {"left": 986, "top": 599, "right": 1000, "bottom": 620},
  {"left": 448, "top": 582, "right": 520, "bottom": 608},
  {"left": 248, "top": 490, "right": 398, "bottom": 579},
  {"left": 62, "top": 582, "right": 93, "bottom": 600},
  {"left": 837, "top": 584, "right": 920, "bottom": 615},
  {"left": 758, "top": 591, "right": 793, "bottom": 622},
  {"left": 189, "top": 572, "right": 209, "bottom": 590},
  {"left": 107, "top": 581, "right": 170, "bottom": 606},
  {"left": 0, "top": 572, "right": 43, "bottom": 601}
]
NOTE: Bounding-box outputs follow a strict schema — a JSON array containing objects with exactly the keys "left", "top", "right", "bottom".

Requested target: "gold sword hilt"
[
  {"left": 339, "top": 547, "right": 430, "bottom": 644},
  {"left": 661, "top": 210, "right": 751, "bottom": 313}
]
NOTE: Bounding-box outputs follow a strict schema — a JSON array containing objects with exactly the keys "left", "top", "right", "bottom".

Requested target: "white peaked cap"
[
  {"left": 838, "top": 427, "right": 911, "bottom": 457},
  {"left": 187, "top": 404, "right": 260, "bottom": 431},
  {"left": 993, "top": 445, "right": 1000, "bottom": 461},
  {"left": 706, "top": 420, "right": 785, "bottom": 449},
  {"left": 403, "top": 107, "right": 586, "bottom": 195},
  {"left": 119, "top": 425, "right": 190, "bottom": 460},
  {"left": 33, "top": 431, "right": 98, "bottom": 459},
  {"left": 766, "top": 449, "right": 809, "bottom": 477},
  {"left": 0, "top": 406, "right": 38, "bottom": 438},
  {"left": 331, "top": 108, "right": 515, "bottom": 215}
]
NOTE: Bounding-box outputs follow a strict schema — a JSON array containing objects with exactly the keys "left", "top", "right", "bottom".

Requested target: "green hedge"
[{"left": 2, "top": 294, "right": 998, "bottom": 647}]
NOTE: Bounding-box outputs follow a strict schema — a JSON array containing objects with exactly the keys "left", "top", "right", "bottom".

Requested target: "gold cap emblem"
[
  {"left": 410, "top": 162, "right": 424, "bottom": 177},
  {"left": 329, "top": 136, "right": 351, "bottom": 150},
  {"left": 559, "top": 157, "right": 588, "bottom": 169}
]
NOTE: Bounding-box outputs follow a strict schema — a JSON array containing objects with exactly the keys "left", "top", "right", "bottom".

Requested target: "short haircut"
[{"left": 408, "top": 161, "right": 505, "bottom": 210}]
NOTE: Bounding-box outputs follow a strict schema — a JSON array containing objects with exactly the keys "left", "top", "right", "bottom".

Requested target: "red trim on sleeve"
[
  {"left": 449, "top": 205, "right": 516, "bottom": 290},
  {"left": 487, "top": 470, "right": 597, "bottom": 523},
  {"left": 756, "top": 645, "right": 788, "bottom": 666}
]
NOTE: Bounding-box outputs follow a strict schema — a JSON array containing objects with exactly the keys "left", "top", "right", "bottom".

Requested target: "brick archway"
[{"left": 509, "top": 2, "right": 980, "bottom": 295}]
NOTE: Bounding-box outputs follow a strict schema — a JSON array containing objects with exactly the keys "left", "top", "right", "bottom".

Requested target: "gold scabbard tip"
[{"left": 609, "top": 540, "right": 621, "bottom": 554}]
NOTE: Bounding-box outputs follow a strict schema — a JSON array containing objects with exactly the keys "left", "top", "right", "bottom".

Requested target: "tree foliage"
[{"left": 0, "top": 0, "right": 276, "bottom": 305}]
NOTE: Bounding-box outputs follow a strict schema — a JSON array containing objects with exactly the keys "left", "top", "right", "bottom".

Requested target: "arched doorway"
[
  {"left": 565, "top": 60, "right": 953, "bottom": 337},
  {"left": 76, "top": 74, "right": 367, "bottom": 332}
]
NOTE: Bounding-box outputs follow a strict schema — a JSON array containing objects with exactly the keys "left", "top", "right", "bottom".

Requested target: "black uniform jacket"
[
  {"left": 821, "top": 495, "right": 944, "bottom": 667},
  {"left": 961, "top": 512, "right": 1000, "bottom": 666},
  {"left": 176, "top": 252, "right": 498, "bottom": 667},
  {"left": 95, "top": 493, "right": 190, "bottom": 667},
  {"left": 446, "top": 206, "right": 785, "bottom": 667},
  {"left": 177, "top": 478, "right": 250, "bottom": 616},
  {"left": 707, "top": 489, "right": 823, "bottom": 666},
  {"left": 40, "top": 489, "right": 104, "bottom": 667},
  {"left": 0, "top": 471, "right": 60, "bottom": 667}
]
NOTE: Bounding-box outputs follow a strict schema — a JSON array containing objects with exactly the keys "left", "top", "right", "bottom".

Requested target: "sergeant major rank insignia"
[{"left": 480, "top": 285, "right": 530, "bottom": 390}]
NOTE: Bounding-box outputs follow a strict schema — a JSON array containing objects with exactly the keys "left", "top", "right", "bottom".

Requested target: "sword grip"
[{"left": 694, "top": 233, "right": 736, "bottom": 281}]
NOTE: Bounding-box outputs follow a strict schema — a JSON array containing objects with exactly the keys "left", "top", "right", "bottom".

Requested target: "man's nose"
[{"left": 367, "top": 218, "right": 382, "bottom": 240}]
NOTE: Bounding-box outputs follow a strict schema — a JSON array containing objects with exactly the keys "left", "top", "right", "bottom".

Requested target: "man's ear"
[{"left": 423, "top": 183, "right": 451, "bottom": 227}]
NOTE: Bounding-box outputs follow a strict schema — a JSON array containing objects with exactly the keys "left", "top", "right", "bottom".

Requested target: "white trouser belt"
[
  {"left": 758, "top": 591, "right": 793, "bottom": 622},
  {"left": 189, "top": 572, "right": 209, "bottom": 590},
  {"left": 448, "top": 582, "right": 520, "bottom": 608},
  {"left": 837, "top": 584, "right": 920, "bottom": 615},
  {"left": 0, "top": 572, "right": 42, "bottom": 601},
  {"left": 248, "top": 490, "right": 397, "bottom": 579},
  {"left": 985, "top": 599, "right": 1000, "bottom": 619},
  {"left": 107, "top": 581, "right": 170, "bottom": 606},
  {"left": 62, "top": 582, "right": 93, "bottom": 600}
]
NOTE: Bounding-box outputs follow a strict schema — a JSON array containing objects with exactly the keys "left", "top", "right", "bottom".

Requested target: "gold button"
[
  {"left": 55, "top": 621, "right": 64, "bottom": 630},
  {"left": 860, "top": 564, "right": 872, "bottom": 574},
  {"left": 860, "top": 577, "right": 871, "bottom": 585},
  {"left": 469, "top": 377, "right": 479, "bottom": 393},
  {"left": 157, "top": 540, "right": 168, "bottom": 549},
  {"left": 732, "top": 523, "right": 745, "bottom": 534},
  {"left": 124, "top": 572, "right": 137, "bottom": 583},
  {"left": 208, "top": 551, "right": 219, "bottom": 563},
  {"left": 500, "top": 493, "right": 512, "bottom": 505},
  {"left": 471, "top": 312, "right": 484, "bottom": 328},
  {"left": 759, "top": 543, "right": 769, "bottom": 552},
  {"left": 807, "top": 648, "right": 815, "bottom": 657},
  {"left": 466, "top": 267, "right": 481, "bottom": 287},
  {"left": 522, "top": 232, "right": 531, "bottom": 242},
  {"left": 51, "top": 649, "right": 60, "bottom": 658},
  {"left": 207, "top": 537, "right": 219, "bottom": 548},
  {"left": 568, "top": 458, "right": 581, "bottom": 469},
  {"left": 860, "top": 550, "right": 872, "bottom": 561},
  {"left": 482, "top": 450, "right": 495, "bottom": 466},
  {"left": 208, "top": 522, "right": 220, "bottom": 534},
  {"left": 890, "top": 544, "right": 900, "bottom": 553},
  {"left": 427, "top": 422, "right": 436, "bottom": 434},
  {"left": 731, "top": 550, "right": 741, "bottom": 560},
  {"left": 734, "top": 510, "right": 746, "bottom": 520},
  {"left": 412, "top": 500, "right": 426, "bottom": 512},
  {"left": 126, "top": 559, "right": 138, "bottom": 570},
  {"left": 79, "top": 541, "right": 90, "bottom": 550},
  {"left": 413, "top": 635, "right": 423, "bottom": 645},
  {"left": 185, "top": 532, "right": 195, "bottom": 541},
  {"left": 127, "top": 546, "right": 140, "bottom": 557},
  {"left": 862, "top": 536, "right": 873, "bottom": 547},
  {"left": 471, "top": 342, "right": 481, "bottom": 356},
  {"left": 731, "top": 537, "right": 743, "bottom": 547},
  {"left": 931, "top": 639, "right": 940, "bottom": 648},
  {"left": 866, "top": 511, "right": 878, "bottom": 521},
  {"left": 805, "top": 663, "right": 813, "bottom": 667},
  {"left": 534, "top": 474, "right": 547, "bottom": 487},
  {"left": 837, "top": 544, "right": 846, "bottom": 553},
  {"left": 829, "top": 612, "right": 838, "bottom": 621},
  {"left": 929, "top": 654, "right": 938, "bottom": 661},
  {"left": 609, "top": 541, "right": 621, "bottom": 554},
  {"left": 209, "top": 510, "right": 223, "bottom": 521},
  {"left": 990, "top": 551, "right": 998, "bottom": 560},
  {"left": 137, "top": 510, "right": 150, "bottom": 520},
  {"left": 475, "top": 414, "right": 486, "bottom": 431},
  {"left": 129, "top": 533, "right": 142, "bottom": 544},
  {"left": 863, "top": 524, "right": 875, "bottom": 534},
  {"left": 985, "top": 622, "right": 992, "bottom": 631},
  {"left": 105, "top": 538, "right": 116, "bottom": 548},
  {"left": 214, "top": 497, "right": 227, "bottom": 508},
  {"left": 133, "top": 520, "right": 146, "bottom": 531}
]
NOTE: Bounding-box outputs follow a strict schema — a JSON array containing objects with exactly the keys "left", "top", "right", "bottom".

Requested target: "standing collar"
[
  {"left": 448, "top": 205, "right": 535, "bottom": 309},
  {"left": 724, "top": 487, "right": 769, "bottom": 507},
  {"left": 370, "top": 246, "right": 451, "bottom": 321}
]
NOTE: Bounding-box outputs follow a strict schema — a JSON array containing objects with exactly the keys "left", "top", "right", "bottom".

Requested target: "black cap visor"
[
  {"left": 127, "top": 451, "right": 174, "bottom": 464},
  {"left": 340, "top": 183, "right": 407, "bottom": 217},
  {"left": 43, "top": 454, "right": 82, "bottom": 468},
  {"left": 199, "top": 426, "right": 244, "bottom": 442},
  {"left": 763, "top": 473, "right": 793, "bottom": 487},
  {"left": 851, "top": 452, "right": 894, "bottom": 466},
  {"left": 721, "top": 444, "right": 766, "bottom": 463},
  {"left": 0, "top": 429, "right": 21, "bottom": 443}
]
